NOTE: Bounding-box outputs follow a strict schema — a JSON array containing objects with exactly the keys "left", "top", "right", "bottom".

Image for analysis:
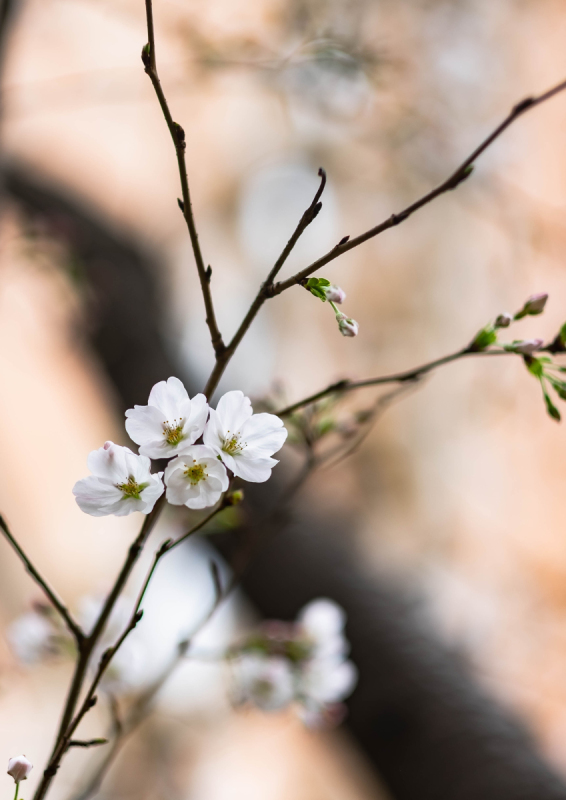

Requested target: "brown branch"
[
  {"left": 276, "top": 347, "right": 514, "bottom": 417},
  {"left": 142, "top": 0, "right": 224, "bottom": 358},
  {"left": 268, "top": 77, "right": 566, "bottom": 297},
  {"left": 203, "top": 168, "right": 327, "bottom": 398},
  {"left": 200, "top": 76, "right": 566, "bottom": 400},
  {"left": 0, "top": 515, "right": 84, "bottom": 644},
  {"left": 33, "top": 495, "right": 166, "bottom": 800},
  {"left": 68, "top": 739, "right": 108, "bottom": 749}
]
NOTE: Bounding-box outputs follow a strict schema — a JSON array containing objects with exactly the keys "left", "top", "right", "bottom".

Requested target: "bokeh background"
[{"left": 2, "top": 0, "right": 566, "bottom": 798}]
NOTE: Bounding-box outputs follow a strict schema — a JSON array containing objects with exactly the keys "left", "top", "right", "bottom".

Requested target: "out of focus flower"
[
  {"left": 507, "top": 339, "right": 544, "bottom": 355},
  {"left": 8, "top": 610, "right": 58, "bottom": 664},
  {"left": 125, "top": 377, "right": 209, "bottom": 459},
  {"left": 516, "top": 293, "right": 548, "bottom": 318},
  {"left": 164, "top": 446, "right": 229, "bottom": 509},
  {"left": 204, "top": 391, "right": 287, "bottom": 482},
  {"left": 324, "top": 284, "right": 346, "bottom": 304},
  {"left": 73, "top": 442, "right": 164, "bottom": 516},
  {"left": 495, "top": 312, "right": 512, "bottom": 329},
  {"left": 336, "top": 312, "right": 359, "bottom": 337},
  {"left": 229, "top": 597, "right": 357, "bottom": 727},
  {"left": 7, "top": 756, "right": 32, "bottom": 784},
  {"left": 297, "top": 657, "right": 358, "bottom": 726},
  {"left": 231, "top": 654, "right": 295, "bottom": 711}
]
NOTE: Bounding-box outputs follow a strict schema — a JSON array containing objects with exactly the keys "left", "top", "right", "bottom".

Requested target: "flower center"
[
  {"left": 163, "top": 418, "right": 185, "bottom": 447},
  {"left": 222, "top": 430, "right": 245, "bottom": 456},
  {"left": 117, "top": 476, "right": 148, "bottom": 500},
  {"left": 184, "top": 461, "right": 207, "bottom": 485}
]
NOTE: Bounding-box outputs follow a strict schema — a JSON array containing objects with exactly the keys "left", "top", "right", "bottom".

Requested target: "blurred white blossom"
[{"left": 231, "top": 654, "right": 295, "bottom": 711}]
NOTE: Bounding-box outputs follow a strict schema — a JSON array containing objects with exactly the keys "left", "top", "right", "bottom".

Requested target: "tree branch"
[
  {"left": 267, "top": 76, "right": 566, "bottom": 297},
  {"left": 276, "top": 347, "right": 514, "bottom": 417},
  {"left": 203, "top": 168, "right": 327, "bottom": 398},
  {"left": 142, "top": 0, "right": 224, "bottom": 358},
  {"left": 0, "top": 515, "right": 84, "bottom": 644}
]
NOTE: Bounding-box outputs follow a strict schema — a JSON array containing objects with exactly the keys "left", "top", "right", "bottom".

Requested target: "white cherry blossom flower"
[
  {"left": 7, "top": 756, "right": 33, "bottom": 784},
  {"left": 204, "top": 390, "right": 287, "bottom": 482},
  {"left": 298, "top": 655, "right": 358, "bottom": 709},
  {"left": 125, "top": 377, "right": 209, "bottom": 459},
  {"left": 324, "top": 284, "right": 346, "bottom": 304},
  {"left": 336, "top": 312, "right": 359, "bottom": 337},
  {"left": 73, "top": 441, "right": 164, "bottom": 517},
  {"left": 164, "top": 445, "right": 229, "bottom": 509},
  {"left": 231, "top": 654, "right": 295, "bottom": 711},
  {"left": 8, "top": 610, "right": 57, "bottom": 664}
]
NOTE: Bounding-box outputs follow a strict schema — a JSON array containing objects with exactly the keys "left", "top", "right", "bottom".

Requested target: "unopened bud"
[
  {"left": 515, "top": 293, "right": 548, "bottom": 319},
  {"left": 508, "top": 338, "right": 544, "bottom": 355},
  {"left": 336, "top": 313, "right": 359, "bottom": 338},
  {"left": 324, "top": 285, "right": 346, "bottom": 304},
  {"left": 227, "top": 489, "right": 244, "bottom": 506},
  {"left": 103, "top": 441, "right": 113, "bottom": 451},
  {"left": 495, "top": 313, "right": 512, "bottom": 329},
  {"left": 7, "top": 756, "right": 33, "bottom": 784}
]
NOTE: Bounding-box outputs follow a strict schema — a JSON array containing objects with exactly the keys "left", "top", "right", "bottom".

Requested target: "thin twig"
[
  {"left": 203, "top": 168, "right": 328, "bottom": 397},
  {"left": 0, "top": 515, "right": 84, "bottom": 644},
  {"left": 276, "top": 347, "right": 514, "bottom": 417},
  {"left": 142, "top": 0, "right": 224, "bottom": 358},
  {"left": 268, "top": 77, "right": 566, "bottom": 297},
  {"left": 203, "top": 76, "right": 566, "bottom": 400},
  {"left": 68, "top": 740, "right": 108, "bottom": 749}
]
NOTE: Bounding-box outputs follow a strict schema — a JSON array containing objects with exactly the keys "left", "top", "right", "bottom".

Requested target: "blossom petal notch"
[
  {"left": 125, "top": 377, "right": 209, "bottom": 459},
  {"left": 164, "top": 445, "right": 229, "bottom": 509},
  {"left": 204, "top": 390, "right": 287, "bottom": 482},
  {"left": 73, "top": 441, "right": 164, "bottom": 516}
]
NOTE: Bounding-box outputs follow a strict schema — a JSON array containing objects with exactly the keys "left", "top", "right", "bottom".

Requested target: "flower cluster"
[
  {"left": 304, "top": 277, "right": 359, "bottom": 337},
  {"left": 73, "top": 378, "right": 287, "bottom": 516},
  {"left": 229, "top": 598, "right": 357, "bottom": 728}
]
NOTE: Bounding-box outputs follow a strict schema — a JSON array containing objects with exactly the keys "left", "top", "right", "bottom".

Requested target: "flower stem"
[{"left": 14, "top": 783, "right": 19, "bottom": 800}]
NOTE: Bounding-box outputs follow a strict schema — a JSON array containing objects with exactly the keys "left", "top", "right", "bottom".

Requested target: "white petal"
[
  {"left": 181, "top": 393, "right": 209, "bottom": 444},
  {"left": 73, "top": 476, "right": 124, "bottom": 516},
  {"left": 139, "top": 474, "right": 164, "bottom": 512},
  {"left": 215, "top": 390, "right": 253, "bottom": 434},
  {"left": 202, "top": 408, "right": 225, "bottom": 451},
  {"left": 241, "top": 413, "right": 288, "bottom": 457},
  {"left": 299, "top": 599, "right": 346, "bottom": 639},
  {"left": 231, "top": 455, "right": 278, "bottom": 483},
  {"left": 125, "top": 405, "right": 166, "bottom": 446},
  {"left": 87, "top": 444, "right": 129, "bottom": 483},
  {"left": 147, "top": 376, "right": 189, "bottom": 419}
]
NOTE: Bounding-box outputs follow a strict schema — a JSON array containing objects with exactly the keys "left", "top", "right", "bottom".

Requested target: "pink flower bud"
[
  {"left": 324, "top": 285, "right": 346, "bottom": 304},
  {"left": 7, "top": 756, "right": 33, "bottom": 784},
  {"left": 524, "top": 293, "right": 548, "bottom": 314},
  {"left": 511, "top": 338, "right": 544, "bottom": 355},
  {"left": 495, "top": 313, "right": 512, "bottom": 329},
  {"left": 336, "top": 313, "right": 359, "bottom": 337}
]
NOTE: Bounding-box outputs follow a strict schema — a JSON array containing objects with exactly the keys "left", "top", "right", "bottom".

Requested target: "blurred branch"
[
  {"left": 276, "top": 347, "right": 514, "bottom": 417},
  {"left": 0, "top": 515, "right": 84, "bottom": 644},
  {"left": 142, "top": 0, "right": 225, "bottom": 359},
  {"left": 268, "top": 76, "right": 566, "bottom": 296}
]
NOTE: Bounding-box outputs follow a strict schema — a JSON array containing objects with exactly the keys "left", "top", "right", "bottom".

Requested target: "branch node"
[
  {"left": 141, "top": 43, "right": 151, "bottom": 70},
  {"left": 337, "top": 235, "right": 350, "bottom": 247},
  {"left": 205, "top": 265, "right": 212, "bottom": 283},
  {"left": 512, "top": 96, "right": 535, "bottom": 115},
  {"left": 172, "top": 122, "right": 186, "bottom": 149},
  {"left": 177, "top": 197, "right": 185, "bottom": 213}
]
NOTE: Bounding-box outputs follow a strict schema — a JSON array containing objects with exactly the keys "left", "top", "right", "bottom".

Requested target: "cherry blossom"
[
  {"left": 125, "top": 377, "right": 208, "bottom": 459},
  {"left": 336, "top": 312, "right": 359, "bottom": 337},
  {"left": 164, "top": 445, "right": 229, "bottom": 509},
  {"left": 204, "top": 390, "right": 287, "bottom": 482},
  {"left": 231, "top": 654, "right": 295, "bottom": 711},
  {"left": 73, "top": 441, "right": 164, "bottom": 516}
]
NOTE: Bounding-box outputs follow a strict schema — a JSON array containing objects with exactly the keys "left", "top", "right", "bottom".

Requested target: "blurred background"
[{"left": 2, "top": 0, "right": 566, "bottom": 798}]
